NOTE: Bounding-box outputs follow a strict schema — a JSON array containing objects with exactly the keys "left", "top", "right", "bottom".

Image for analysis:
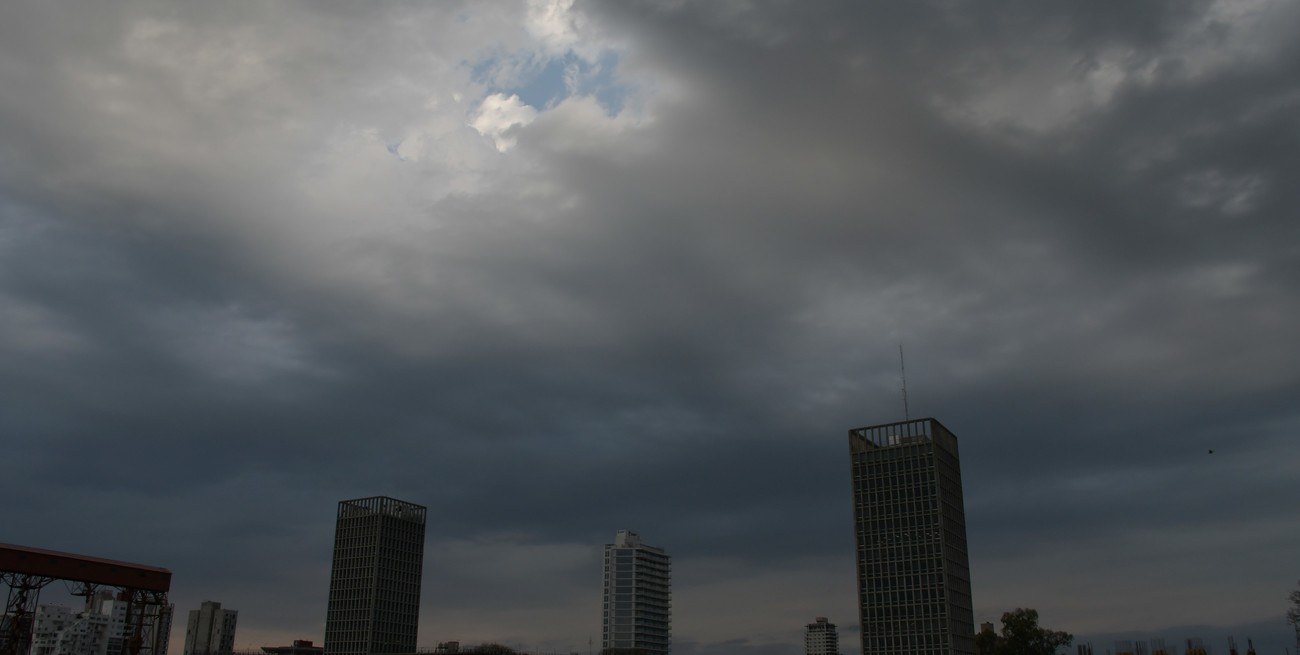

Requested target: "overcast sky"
[{"left": 2, "top": 1, "right": 1299, "bottom": 655}]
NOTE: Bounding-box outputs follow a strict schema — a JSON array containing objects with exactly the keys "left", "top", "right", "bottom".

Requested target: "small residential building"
[
  {"left": 183, "top": 601, "right": 237, "bottom": 655},
  {"left": 805, "top": 617, "right": 839, "bottom": 655},
  {"left": 261, "top": 641, "right": 324, "bottom": 655}
]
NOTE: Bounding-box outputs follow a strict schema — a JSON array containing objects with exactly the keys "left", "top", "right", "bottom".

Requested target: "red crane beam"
[{"left": 0, "top": 543, "right": 171, "bottom": 593}]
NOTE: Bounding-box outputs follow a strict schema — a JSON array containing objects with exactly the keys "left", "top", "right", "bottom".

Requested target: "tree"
[
  {"left": 978, "top": 608, "right": 1073, "bottom": 655},
  {"left": 1289, "top": 580, "right": 1300, "bottom": 625},
  {"left": 977, "top": 623, "right": 1001, "bottom": 655},
  {"left": 1288, "top": 581, "right": 1300, "bottom": 651}
]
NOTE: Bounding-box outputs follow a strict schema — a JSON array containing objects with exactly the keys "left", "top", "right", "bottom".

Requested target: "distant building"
[
  {"left": 805, "top": 617, "right": 839, "bottom": 655},
  {"left": 30, "top": 595, "right": 123, "bottom": 655},
  {"left": 324, "top": 496, "right": 427, "bottom": 655},
  {"left": 29, "top": 593, "right": 171, "bottom": 655},
  {"left": 183, "top": 601, "right": 237, "bottom": 655},
  {"left": 602, "top": 530, "right": 671, "bottom": 655},
  {"left": 849, "top": 418, "right": 975, "bottom": 655},
  {"left": 152, "top": 603, "right": 175, "bottom": 655},
  {"left": 261, "top": 641, "right": 324, "bottom": 655}
]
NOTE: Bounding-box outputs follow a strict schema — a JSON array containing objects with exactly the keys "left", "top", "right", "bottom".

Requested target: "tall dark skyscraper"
[
  {"left": 602, "top": 530, "right": 671, "bottom": 655},
  {"left": 325, "top": 496, "right": 427, "bottom": 655},
  {"left": 849, "top": 418, "right": 975, "bottom": 655}
]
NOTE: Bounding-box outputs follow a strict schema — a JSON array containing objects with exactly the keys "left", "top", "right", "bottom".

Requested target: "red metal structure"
[{"left": 0, "top": 543, "right": 171, "bottom": 655}]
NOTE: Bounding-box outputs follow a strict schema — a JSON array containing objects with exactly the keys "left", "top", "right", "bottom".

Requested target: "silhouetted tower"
[
  {"left": 849, "top": 418, "right": 974, "bottom": 655},
  {"left": 324, "top": 497, "right": 426, "bottom": 655}
]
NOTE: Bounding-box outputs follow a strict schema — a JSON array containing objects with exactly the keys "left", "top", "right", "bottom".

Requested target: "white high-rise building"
[
  {"left": 805, "top": 617, "right": 839, "bottom": 655},
  {"left": 182, "top": 602, "right": 237, "bottom": 655},
  {"left": 601, "top": 530, "right": 671, "bottom": 655}
]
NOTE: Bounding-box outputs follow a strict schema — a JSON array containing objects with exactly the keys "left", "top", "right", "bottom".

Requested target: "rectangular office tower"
[
  {"left": 602, "top": 530, "right": 671, "bottom": 655},
  {"left": 325, "top": 496, "right": 427, "bottom": 655},
  {"left": 849, "top": 418, "right": 975, "bottom": 655}
]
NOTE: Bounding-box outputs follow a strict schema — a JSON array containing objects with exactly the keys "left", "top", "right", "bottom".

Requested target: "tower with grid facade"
[
  {"left": 849, "top": 418, "right": 974, "bottom": 655},
  {"left": 602, "top": 530, "right": 671, "bottom": 655},
  {"left": 325, "top": 496, "right": 427, "bottom": 655}
]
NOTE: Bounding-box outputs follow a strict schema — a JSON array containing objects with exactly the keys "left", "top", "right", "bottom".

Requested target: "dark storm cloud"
[{"left": 2, "top": 0, "right": 1298, "bottom": 653}]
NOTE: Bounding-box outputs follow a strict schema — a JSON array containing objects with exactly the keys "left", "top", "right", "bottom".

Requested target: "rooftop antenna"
[{"left": 899, "top": 344, "right": 910, "bottom": 420}]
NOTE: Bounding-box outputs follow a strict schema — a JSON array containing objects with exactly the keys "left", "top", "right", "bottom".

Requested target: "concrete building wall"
[
  {"left": 183, "top": 601, "right": 237, "bottom": 655},
  {"left": 602, "top": 530, "right": 671, "bottom": 655},
  {"left": 29, "top": 595, "right": 145, "bottom": 655}
]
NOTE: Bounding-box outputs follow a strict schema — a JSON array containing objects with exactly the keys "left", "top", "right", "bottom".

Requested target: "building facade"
[
  {"left": 30, "top": 604, "right": 114, "bottom": 655},
  {"left": 151, "top": 604, "right": 174, "bottom": 655},
  {"left": 324, "top": 496, "right": 427, "bottom": 655},
  {"left": 602, "top": 530, "right": 671, "bottom": 655},
  {"left": 849, "top": 418, "right": 975, "bottom": 655},
  {"left": 184, "top": 601, "right": 237, "bottom": 655},
  {"left": 805, "top": 617, "right": 839, "bottom": 655},
  {"left": 31, "top": 594, "right": 173, "bottom": 655}
]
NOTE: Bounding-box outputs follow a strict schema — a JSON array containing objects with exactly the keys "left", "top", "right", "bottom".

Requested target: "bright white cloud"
[
  {"left": 471, "top": 92, "right": 540, "bottom": 152},
  {"left": 526, "top": 0, "right": 583, "bottom": 56}
]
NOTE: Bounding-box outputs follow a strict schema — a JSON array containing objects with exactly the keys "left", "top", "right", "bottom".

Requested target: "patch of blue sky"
[
  {"left": 470, "top": 50, "right": 631, "bottom": 117},
  {"left": 581, "top": 51, "right": 628, "bottom": 116},
  {"left": 509, "top": 53, "right": 573, "bottom": 109},
  {"left": 468, "top": 54, "right": 505, "bottom": 89}
]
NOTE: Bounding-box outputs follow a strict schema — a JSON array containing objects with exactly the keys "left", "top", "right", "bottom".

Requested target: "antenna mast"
[{"left": 899, "top": 344, "right": 910, "bottom": 420}]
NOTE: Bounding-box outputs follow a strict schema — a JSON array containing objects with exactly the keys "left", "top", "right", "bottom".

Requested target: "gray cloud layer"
[{"left": 2, "top": 1, "right": 1298, "bottom": 654}]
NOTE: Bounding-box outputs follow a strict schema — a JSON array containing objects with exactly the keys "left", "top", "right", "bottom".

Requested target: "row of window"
[
  {"left": 325, "top": 627, "right": 418, "bottom": 640},
  {"left": 334, "top": 526, "right": 424, "bottom": 540},
  {"left": 856, "top": 475, "right": 937, "bottom": 495},
  {"left": 328, "top": 587, "right": 421, "bottom": 598},
  {"left": 861, "top": 602, "right": 949, "bottom": 621}
]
